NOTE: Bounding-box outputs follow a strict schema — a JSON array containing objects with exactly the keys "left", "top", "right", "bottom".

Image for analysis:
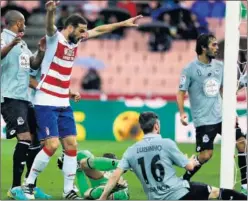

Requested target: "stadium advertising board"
[{"left": 1, "top": 99, "right": 246, "bottom": 142}]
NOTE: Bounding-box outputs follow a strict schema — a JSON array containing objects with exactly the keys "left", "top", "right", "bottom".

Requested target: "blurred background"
[{"left": 1, "top": 0, "right": 247, "bottom": 143}]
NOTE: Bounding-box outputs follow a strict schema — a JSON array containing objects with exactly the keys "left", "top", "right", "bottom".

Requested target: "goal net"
[{"left": 220, "top": 0, "right": 247, "bottom": 190}]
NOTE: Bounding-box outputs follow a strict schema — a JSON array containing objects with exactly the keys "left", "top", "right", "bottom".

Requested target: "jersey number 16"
[{"left": 138, "top": 154, "right": 165, "bottom": 184}]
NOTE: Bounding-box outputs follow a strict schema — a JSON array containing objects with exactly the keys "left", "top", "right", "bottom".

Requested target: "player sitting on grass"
[
  {"left": 99, "top": 111, "right": 247, "bottom": 200},
  {"left": 57, "top": 150, "right": 129, "bottom": 200}
]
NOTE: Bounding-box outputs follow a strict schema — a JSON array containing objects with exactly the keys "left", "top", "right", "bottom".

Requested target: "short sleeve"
[
  {"left": 46, "top": 30, "right": 59, "bottom": 43},
  {"left": 166, "top": 139, "right": 189, "bottom": 168},
  {"left": 118, "top": 149, "right": 131, "bottom": 171},
  {"left": 1, "top": 37, "right": 6, "bottom": 48},
  {"left": 30, "top": 68, "right": 39, "bottom": 77},
  {"left": 179, "top": 67, "right": 191, "bottom": 91}
]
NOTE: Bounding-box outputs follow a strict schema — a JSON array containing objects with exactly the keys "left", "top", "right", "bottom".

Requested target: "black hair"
[
  {"left": 139, "top": 111, "right": 158, "bottom": 134},
  {"left": 64, "top": 14, "right": 87, "bottom": 29},
  {"left": 103, "top": 153, "right": 117, "bottom": 159},
  {"left": 195, "top": 33, "right": 216, "bottom": 55}
]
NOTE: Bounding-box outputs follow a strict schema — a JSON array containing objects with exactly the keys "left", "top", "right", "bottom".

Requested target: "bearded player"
[
  {"left": 177, "top": 33, "right": 247, "bottom": 194},
  {"left": 23, "top": 0, "right": 142, "bottom": 199}
]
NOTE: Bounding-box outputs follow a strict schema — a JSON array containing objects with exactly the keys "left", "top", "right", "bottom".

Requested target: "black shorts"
[
  {"left": 195, "top": 122, "right": 245, "bottom": 152},
  {"left": 180, "top": 182, "right": 211, "bottom": 200},
  {"left": 1, "top": 98, "right": 37, "bottom": 140},
  {"left": 27, "top": 103, "right": 40, "bottom": 145}
]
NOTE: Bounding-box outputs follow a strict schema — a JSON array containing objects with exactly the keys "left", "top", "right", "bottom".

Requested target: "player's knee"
[
  {"left": 17, "top": 132, "right": 32, "bottom": 141},
  {"left": 45, "top": 138, "right": 60, "bottom": 153},
  {"left": 209, "top": 186, "right": 220, "bottom": 199},
  {"left": 63, "top": 136, "right": 78, "bottom": 151},
  {"left": 199, "top": 150, "right": 213, "bottom": 162}
]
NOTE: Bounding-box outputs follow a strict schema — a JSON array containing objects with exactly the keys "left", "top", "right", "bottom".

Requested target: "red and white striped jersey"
[{"left": 34, "top": 31, "right": 78, "bottom": 106}]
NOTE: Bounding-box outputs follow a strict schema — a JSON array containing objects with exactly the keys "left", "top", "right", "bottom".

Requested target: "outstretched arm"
[
  {"left": 86, "top": 15, "right": 143, "bottom": 39},
  {"left": 45, "top": 0, "right": 60, "bottom": 36}
]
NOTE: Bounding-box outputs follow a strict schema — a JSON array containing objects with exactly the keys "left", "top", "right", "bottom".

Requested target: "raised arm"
[
  {"left": 86, "top": 15, "right": 143, "bottom": 39},
  {"left": 45, "top": 0, "right": 60, "bottom": 36}
]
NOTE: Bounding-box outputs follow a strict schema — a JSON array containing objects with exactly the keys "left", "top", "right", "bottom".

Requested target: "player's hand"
[
  {"left": 45, "top": 0, "right": 60, "bottom": 12},
  {"left": 189, "top": 155, "right": 200, "bottom": 167},
  {"left": 70, "top": 91, "right": 81, "bottom": 102},
  {"left": 10, "top": 32, "right": 23, "bottom": 47},
  {"left": 180, "top": 113, "right": 188, "bottom": 126},
  {"left": 116, "top": 177, "right": 128, "bottom": 189},
  {"left": 38, "top": 36, "right": 46, "bottom": 52},
  {"left": 122, "top": 15, "right": 143, "bottom": 27}
]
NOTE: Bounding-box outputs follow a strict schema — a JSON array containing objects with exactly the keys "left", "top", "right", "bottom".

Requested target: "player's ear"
[
  {"left": 201, "top": 45, "right": 207, "bottom": 52},
  {"left": 68, "top": 24, "right": 74, "bottom": 32},
  {"left": 154, "top": 122, "right": 159, "bottom": 132}
]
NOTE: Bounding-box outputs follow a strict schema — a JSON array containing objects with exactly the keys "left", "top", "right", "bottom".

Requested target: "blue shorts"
[{"left": 34, "top": 105, "right": 76, "bottom": 141}]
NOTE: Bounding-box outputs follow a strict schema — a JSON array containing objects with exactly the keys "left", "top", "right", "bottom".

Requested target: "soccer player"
[
  {"left": 1, "top": 10, "right": 47, "bottom": 200},
  {"left": 23, "top": 0, "right": 142, "bottom": 199},
  {"left": 57, "top": 150, "right": 129, "bottom": 200},
  {"left": 177, "top": 33, "right": 247, "bottom": 194},
  {"left": 99, "top": 112, "right": 247, "bottom": 200}
]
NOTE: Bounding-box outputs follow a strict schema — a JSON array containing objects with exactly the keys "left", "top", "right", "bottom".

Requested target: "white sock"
[
  {"left": 63, "top": 153, "right": 77, "bottom": 194},
  {"left": 241, "top": 184, "right": 247, "bottom": 189},
  {"left": 26, "top": 148, "right": 51, "bottom": 185}
]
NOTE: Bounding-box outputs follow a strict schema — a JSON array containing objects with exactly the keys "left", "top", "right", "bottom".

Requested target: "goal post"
[{"left": 220, "top": 1, "right": 241, "bottom": 189}]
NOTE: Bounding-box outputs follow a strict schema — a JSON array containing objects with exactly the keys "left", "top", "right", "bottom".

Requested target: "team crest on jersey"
[
  {"left": 203, "top": 78, "right": 220, "bottom": 97},
  {"left": 64, "top": 48, "right": 75, "bottom": 57}
]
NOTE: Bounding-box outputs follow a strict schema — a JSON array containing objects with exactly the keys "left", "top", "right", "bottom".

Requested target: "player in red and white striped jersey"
[{"left": 23, "top": 1, "right": 142, "bottom": 199}]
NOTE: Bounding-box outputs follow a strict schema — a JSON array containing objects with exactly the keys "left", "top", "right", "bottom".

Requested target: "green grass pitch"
[{"left": 1, "top": 140, "right": 241, "bottom": 200}]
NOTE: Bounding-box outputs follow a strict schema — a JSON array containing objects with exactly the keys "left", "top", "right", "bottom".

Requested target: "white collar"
[
  {"left": 143, "top": 133, "right": 161, "bottom": 139},
  {"left": 3, "top": 28, "right": 17, "bottom": 37}
]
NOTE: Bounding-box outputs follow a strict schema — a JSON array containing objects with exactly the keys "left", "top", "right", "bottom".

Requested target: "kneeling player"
[{"left": 58, "top": 150, "right": 129, "bottom": 200}]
